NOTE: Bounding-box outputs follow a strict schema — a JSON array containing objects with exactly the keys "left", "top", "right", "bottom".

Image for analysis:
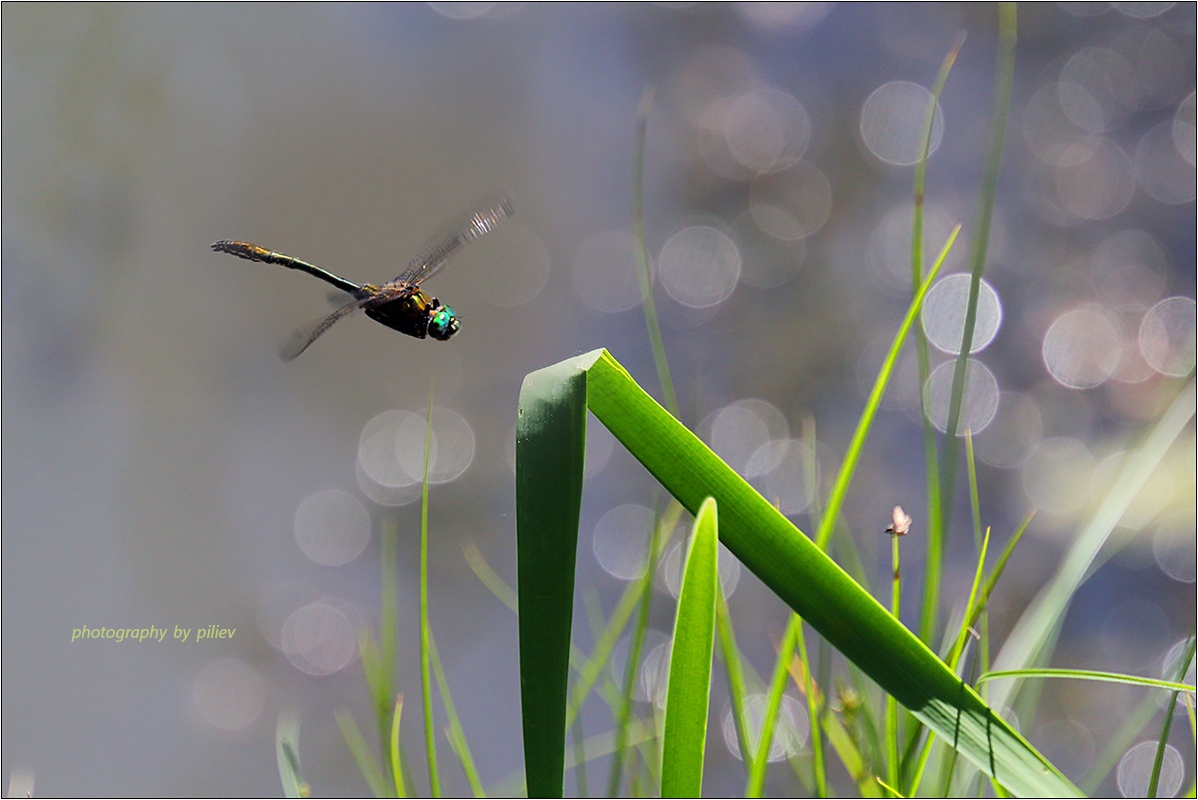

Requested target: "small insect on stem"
[{"left": 885, "top": 505, "right": 912, "bottom": 537}]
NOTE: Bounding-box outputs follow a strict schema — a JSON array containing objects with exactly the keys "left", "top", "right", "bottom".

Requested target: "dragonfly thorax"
[{"left": 363, "top": 288, "right": 459, "bottom": 340}]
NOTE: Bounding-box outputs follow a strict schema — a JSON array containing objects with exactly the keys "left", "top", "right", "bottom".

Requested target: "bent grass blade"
[{"left": 516, "top": 347, "right": 1081, "bottom": 798}]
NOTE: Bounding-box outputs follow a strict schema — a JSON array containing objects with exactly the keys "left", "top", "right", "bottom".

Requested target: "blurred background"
[{"left": 3, "top": 3, "right": 1194, "bottom": 796}]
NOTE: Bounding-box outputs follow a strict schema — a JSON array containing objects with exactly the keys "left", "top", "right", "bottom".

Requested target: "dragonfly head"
[{"left": 428, "top": 304, "right": 461, "bottom": 341}]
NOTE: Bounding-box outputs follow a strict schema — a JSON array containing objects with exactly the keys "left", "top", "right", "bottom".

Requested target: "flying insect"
[{"left": 212, "top": 196, "right": 511, "bottom": 361}]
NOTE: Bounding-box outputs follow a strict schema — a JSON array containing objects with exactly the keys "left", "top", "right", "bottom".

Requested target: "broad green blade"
[
  {"left": 661, "top": 497, "right": 719, "bottom": 798},
  {"left": 516, "top": 354, "right": 589, "bottom": 798},
  {"left": 516, "top": 348, "right": 1080, "bottom": 797}
]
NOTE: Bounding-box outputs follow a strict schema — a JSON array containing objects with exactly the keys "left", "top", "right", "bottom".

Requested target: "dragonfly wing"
[
  {"left": 278, "top": 299, "right": 362, "bottom": 362},
  {"left": 326, "top": 289, "right": 363, "bottom": 307},
  {"left": 392, "top": 194, "right": 512, "bottom": 286}
]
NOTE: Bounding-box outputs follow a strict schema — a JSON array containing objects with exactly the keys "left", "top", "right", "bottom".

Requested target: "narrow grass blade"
[
  {"left": 1082, "top": 638, "right": 1196, "bottom": 794},
  {"left": 785, "top": 657, "right": 880, "bottom": 797},
  {"left": 461, "top": 541, "right": 518, "bottom": 613},
  {"left": 572, "top": 718, "right": 658, "bottom": 770},
  {"left": 516, "top": 353, "right": 589, "bottom": 798},
  {"left": 661, "top": 497, "right": 719, "bottom": 797},
  {"left": 794, "top": 619, "right": 827, "bottom": 796},
  {"left": 990, "top": 379, "right": 1196, "bottom": 712},
  {"left": 922, "top": 41, "right": 1020, "bottom": 787},
  {"left": 910, "top": 30, "right": 965, "bottom": 283},
  {"left": 380, "top": 515, "right": 399, "bottom": 705},
  {"left": 277, "top": 712, "right": 309, "bottom": 799},
  {"left": 1082, "top": 686, "right": 1171, "bottom": 794},
  {"left": 829, "top": 696, "right": 876, "bottom": 794},
  {"left": 814, "top": 226, "right": 958, "bottom": 551},
  {"left": 847, "top": 674, "right": 885, "bottom": 776},
  {"left": 606, "top": 504, "right": 663, "bottom": 797},
  {"left": 358, "top": 628, "right": 386, "bottom": 730},
  {"left": 337, "top": 709, "right": 388, "bottom": 797},
  {"left": 1148, "top": 701, "right": 1180, "bottom": 798},
  {"left": 468, "top": 509, "right": 670, "bottom": 750},
  {"left": 571, "top": 703, "right": 588, "bottom": 797},
  {"left": 966, "top": 431, "right": 983, "bottom": 550},
  {"left": 933, "top": 6, "right": 1017, "bottom": 630},
  {"left": 908, "top": 523, "right": 993, "bottom": 796},
  {"left": 464, "top": 536, "right": 648, "bottom": 720},
  {"left": 978, "top": 669, "right": 1194, "bottom": 693},
  {"left": 419, "top": 384, "right": 441, "bottom": 798},
  {"left": 968, "top": 511, "right": 1033, "bottom": 637},
  {"left": 716, "top": 585, "right": 756, "bottom": 772},
  {"left": 632, "top": 84, "right": 678, "bottom": 419},
  {"left": 378, "top": 515, "right": 400, "bottom": 785},
  {"left": 912, "top": 30, "right": 966, "bottom": 648},
  {"left": 747, "top": 616, "right": 800, "bottom": 796},
  {"left": 876, "top": 775, "right": 905, "bottom": 797},
  {"left": 390, "top": 696, "right": 408, "bottom": 798},
  {"left": 568, "top": 501, "right": 683, "bottom": 729},
  {"left": 357, "top": 623, "right": 403, "bottom": 794},
  {"left": 1150, "top": 638, "right": 1195, "bottom": 797},
  {"left": 488, "top": 717, "right": 666, "bottom": 798},
  {"left": 428, "top": 632, "right": 484, "bottom": 797},
  {"left": 949, "top": 524, "right": 991, "bottom": 672},
  {"left": 932, "top": 429, "right": 990, "bottom": 800}
]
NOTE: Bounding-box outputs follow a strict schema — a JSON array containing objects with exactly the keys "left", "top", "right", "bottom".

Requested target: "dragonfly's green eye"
[{"left": 428, "top": 306, "right": 460, "bottom": 340}]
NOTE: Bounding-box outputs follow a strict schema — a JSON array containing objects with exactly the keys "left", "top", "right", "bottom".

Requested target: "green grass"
[
  {"left": 515, "top": 348, "right": 1081, "bottom": 797},
  {"left": 660, "top": 497, "right": 719, "bottom": 798},
  {"left": 276, "top": 6, "right": 1196, "bottom": 797}
]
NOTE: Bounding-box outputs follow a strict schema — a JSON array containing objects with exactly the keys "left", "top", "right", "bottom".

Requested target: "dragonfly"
[{"left": 212, "top": 196, "right": 511, "bottom": 361}]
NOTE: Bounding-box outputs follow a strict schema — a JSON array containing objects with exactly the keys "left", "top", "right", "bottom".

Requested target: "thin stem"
[
  {"left": 1150, "top": 638, "right": 1196, "bottom": 797},
  {"left": 746, "top": 617, "right": 800, "bottom": 797},
  {"left": 886, "top": 533, "right": 902, "bottom": 790},
  {"left": 794, "top": 620, "right": 826, "bottom": 797},
  {"left": 379, "top": 515, "right": 400, "bottom": 788},
  {"left": 913, "top": 30, "right": 965, "bottom": 647},
  {"left": 934, "top": 3, "right": 1017, "bottom": 637},
  {"left": 606, "top": 508, "right": 663, "bottom": 796},
  {"left": 420, "top": 381, "right": 440, "bottom": 797},
  {"left": 632, "top": 85, "right": 679, "bottom": 419}
]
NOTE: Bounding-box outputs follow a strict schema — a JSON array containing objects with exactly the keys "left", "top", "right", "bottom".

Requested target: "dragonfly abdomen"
[
  {"left": 210, "top": 240, "right": 362, "bottom": 294},
  {"left": 211, "top": 240, "right": 274, "bottom": 263}
]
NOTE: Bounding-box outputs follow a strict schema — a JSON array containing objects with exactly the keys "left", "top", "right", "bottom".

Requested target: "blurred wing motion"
[
  {"left": 278, "top": 299, "right": 363, "bottom": 362},
  {"left": 392, "top": 194, "right": 513, "bottom": 286}
]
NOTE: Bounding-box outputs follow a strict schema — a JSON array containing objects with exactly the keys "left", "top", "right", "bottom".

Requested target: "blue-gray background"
[{"left": 3, "top": 4, "right": 1195, "bottom": 797}]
